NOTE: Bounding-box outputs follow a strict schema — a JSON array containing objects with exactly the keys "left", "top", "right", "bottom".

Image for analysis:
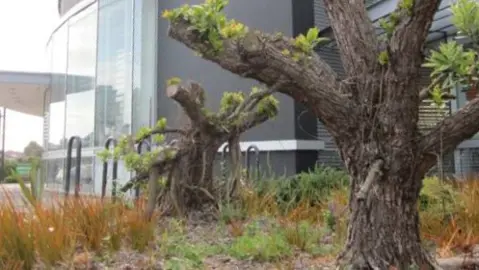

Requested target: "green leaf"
[{"left": 306, "top": 27, "right": 319, "bottom": 43}]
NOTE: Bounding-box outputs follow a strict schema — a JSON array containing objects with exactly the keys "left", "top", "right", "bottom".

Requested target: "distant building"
[{"left": 4, "top": 151, "right": 24, "bottom": 160}]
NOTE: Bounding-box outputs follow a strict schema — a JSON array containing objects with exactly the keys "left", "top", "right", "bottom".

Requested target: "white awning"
[{"left": 0, "top": 71, "right": 50, "bottom": 117}]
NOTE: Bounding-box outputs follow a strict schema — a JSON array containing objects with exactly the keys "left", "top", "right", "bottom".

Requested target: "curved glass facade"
[{"left": 43, "top": 0, "right": 158, "bottom": 195}]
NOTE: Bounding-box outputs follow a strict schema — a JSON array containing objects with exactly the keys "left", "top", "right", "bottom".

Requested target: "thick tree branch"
[
  {"left": 389, "top": 0, "right": 441, "bottom": 71},
  {"left": 322, "top": 0, "right": 378, "bottom": 77},
  {"left": 120, "top": 173, "right": 148, "bottom": 192},
  {"left": 168, "top": 19, "right": 354, "bottom": 137},
  {"left": 419, "top": 97, "right": 479, "bottom": 157},
  {"left": 166, "top": 83, "right": 211, "bottom": 128},
  {"left": 235, "top": 111, "right": 273, "bottom": 134}
]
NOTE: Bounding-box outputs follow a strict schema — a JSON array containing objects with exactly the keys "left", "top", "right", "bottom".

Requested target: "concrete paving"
[
  {"left": 0, "top": 183, "right": 63, "bottom": 210},
  {"left": 0, "top": 183, "right": 29, "bottom": 208}
]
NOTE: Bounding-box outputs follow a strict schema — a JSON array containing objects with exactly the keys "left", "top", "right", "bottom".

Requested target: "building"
[
  {"left": 42, "top": 0, "right": 329, "bottom": 195},
  {"left": 40, "top": 0, "right": 479, "bottom": 196}
]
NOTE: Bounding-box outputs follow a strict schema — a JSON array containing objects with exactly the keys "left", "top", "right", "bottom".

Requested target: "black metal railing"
[
  {"left": 101, "top": 137, "right": 118, "bottom": 201},
  {"left": 245, "top": 145, "right": 260, "bottom": 181},
  {"left": 65, "top": 136, "right": 82, "bottom": 197},
  {"left": 221, "top": 145, "right": 230, "bottom": 182},
  {"left": 221, "top": 144, "right": 261, "bottom": 182}
]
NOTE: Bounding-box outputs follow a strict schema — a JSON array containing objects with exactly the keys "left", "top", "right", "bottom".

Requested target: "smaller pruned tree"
[{"left": 99, "top": 78, "right": 282, "bottom": 218}]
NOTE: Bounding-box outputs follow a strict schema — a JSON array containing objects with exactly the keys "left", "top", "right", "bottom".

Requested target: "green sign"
[{"left": 16, "top": 163, "right": 32, "bottom": 176}]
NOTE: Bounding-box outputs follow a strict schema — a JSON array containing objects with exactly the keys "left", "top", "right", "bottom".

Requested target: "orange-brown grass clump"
[
  {"left": 420, "top": 177, "right": 479, "bottom": 258},
  {"left": 0, "top": 188, "right": 157, "bottom": 270}
]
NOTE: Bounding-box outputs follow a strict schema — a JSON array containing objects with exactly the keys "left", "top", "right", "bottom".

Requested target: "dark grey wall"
[
  {"left": 213, "top": 151, "right": 299, "bottom": 178},
  {"left": 156, "top": 0, "right": 296, "bottom": 142},
  {"left": 292, "top": 0, "right": 320, "bottom": 172}
]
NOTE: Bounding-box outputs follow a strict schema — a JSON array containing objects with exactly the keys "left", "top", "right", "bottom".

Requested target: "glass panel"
[
  {"left": 93, "top": 155, "right": 130, "bottom": 197},
  {"left": 48, "top": 26, "right": 68, "bottom": 151},
  {"left": 65, "top": 156, "right": 95, "bottom": 194},
  {"left": 65, "top": 5, "right": 98, "bottom": 147},
  {"left": 45, "top": 158, "right": 65, "bottom": 191},
  {"left": 132, "top": 0, "right": 157, "bottom": 133},
  {"left": 95, "top": 0, "right": 133, "bottom": 145}
]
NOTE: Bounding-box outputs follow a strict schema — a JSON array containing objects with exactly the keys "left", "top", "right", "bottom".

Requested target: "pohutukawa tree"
[
  {"left": 162, "top": 0, "right": 479, "bottom": 268},
  {"left": 99, "top": 78, "right": 280, "bottom": 218}
]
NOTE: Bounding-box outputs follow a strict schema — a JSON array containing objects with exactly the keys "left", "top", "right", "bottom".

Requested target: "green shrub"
[
  {"left": 228, "top": 223, "right": 291, "bottom": 261},
  {"left": 263, "top": 165, "right": 348, "bottom": 211},
  {"left": 281, "top": 220, "right": 327, "bottom": 255},
  {"left": 419, "top": 176, "right": 457, "bottom": 214}
]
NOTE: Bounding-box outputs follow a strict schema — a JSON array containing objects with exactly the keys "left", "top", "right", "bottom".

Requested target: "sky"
[{"left": 0, "top": 0, "right": 59, "bottom": 152}]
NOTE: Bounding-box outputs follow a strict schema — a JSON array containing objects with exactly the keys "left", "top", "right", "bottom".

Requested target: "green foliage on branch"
[
  {"left": 292, "top": 27, "right": 328, "bottom": 54},
  {"left": 220, "top": 92, "right": 245, "bottom": 114},
  {"left": 162, "top": 0, "right": 248, "bottom": 53},
  {"left": 167, "top": 77, "right": 182, "bottom": 86},
  {"left": 219, "top": 87, "right": 279, "bottom": 118},
  {"left": 379, "top": 0, "right": 414, "bottom": 38},
  {"left": 97, "top": 117, "right": 174, "bottom": 174},
  {"left": 423, "top": 0, "right": 479, "bottom": 106},
  {"left": 250, "top": 87, "right": 279, "bottom": 118},
  {"left": 163, "top": 0, "right": 327, "bottom": 63},
  {"left": 377, "top": 51, "right": 389, "bottom": 65}
]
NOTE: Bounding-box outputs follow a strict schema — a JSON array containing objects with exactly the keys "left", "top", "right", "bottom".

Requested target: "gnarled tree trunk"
[
  {"left": 337, "top": 141, "right": 437, "bottom": 269},
  {"left": 158, "top": 139, "right": 221, "bottom": 216}
]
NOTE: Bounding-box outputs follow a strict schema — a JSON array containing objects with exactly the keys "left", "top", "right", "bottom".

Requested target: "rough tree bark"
[
  {"left": 163, "top": 0, "right": 479, "bottom": 268},
  {"left": 120, "top": 81, "right": 282, "bottom": 218}
]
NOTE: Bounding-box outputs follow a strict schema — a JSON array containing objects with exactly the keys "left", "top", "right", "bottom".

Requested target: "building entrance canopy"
[{"left": 0, "top": 71, "right": 50, "bottom": 117}]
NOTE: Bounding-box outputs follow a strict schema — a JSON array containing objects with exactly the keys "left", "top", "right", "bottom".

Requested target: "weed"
[
  {"left": 33, "top": 205, "right": 76, "bottom": 266},
  {"left": 124, "top": 206, "right": 157, "bottom": 252},
  {"left": 64, "top": 198, "right": 112, "bottom": 251},
  {"left": 281, "top": 220, "right": 323, "bottom": 254},
  {"left": 227, "top": 219, "right": 245, "bottom": 237},
  {"left": 217, "top": 202, "right": 246, "bottom": 223},
  {"left": 0, "top": 193, "right": 36, "bottom": 270},
  {"left": 158, "top": 221, "right": 224, "bottom": 269},
  {"left": 228, "top": 221, "right": 292, "bottom": 262}
]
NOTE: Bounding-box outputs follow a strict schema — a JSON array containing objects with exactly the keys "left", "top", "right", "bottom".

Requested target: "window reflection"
[
  {"left": 45, "top": 157, "right": 94, "bottom": 194},
  {"left": 65, "top": 5, "right": 97, "bottom": 147},
  {"left": 132, "top": 0, "right": 157, "bottom": 133},
  {"left": 48, "top": 27, "right": 68, "bottom": 151},
  {"left": 45, "top": 158, "right": 64, "bottom": 190},
  {"left": 95, "top": 0, "right": 133, "bottom": 145}
]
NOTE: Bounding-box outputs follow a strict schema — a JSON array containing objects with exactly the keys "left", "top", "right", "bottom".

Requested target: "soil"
[{"left": 35, "top": 210, "right": 337, "bottom": 270}]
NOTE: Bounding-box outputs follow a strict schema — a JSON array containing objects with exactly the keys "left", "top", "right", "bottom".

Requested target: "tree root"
[
  {"left": 437, "top": 255, "right": 479, "bottom": 270},
  {"left": 337, "top": 244, "right": 442, "bottom": 270}
]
